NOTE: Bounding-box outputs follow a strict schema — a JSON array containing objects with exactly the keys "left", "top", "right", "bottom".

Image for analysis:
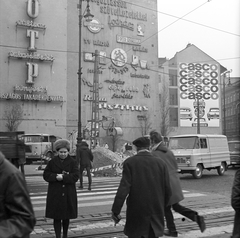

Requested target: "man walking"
[
  {"left": 111, "top": 136, "right": 172, "bottom": 238},
  {"left": 77, "top": 141, "right": 93, "bottom": 190},
  {"left": 149, "top": 130, "right": 206, "bottom": 237},
  {"left": 231, "top": 168, "right": 240, "bottom": 238}
]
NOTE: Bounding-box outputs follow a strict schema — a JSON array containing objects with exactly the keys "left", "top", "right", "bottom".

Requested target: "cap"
[{"left": 132, "top": 137, "right": 150, "bottom": 148}]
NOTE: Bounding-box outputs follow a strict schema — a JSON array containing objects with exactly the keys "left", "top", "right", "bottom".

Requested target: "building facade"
[
  {"left": 221, "top": 77, "right": 240, "bottom": 140},
  {"left": 0, "top": 0, "right": 160, "bottom": 145},
  {"left": 159, "top": 43, "right": 230, "bottom": 136}
]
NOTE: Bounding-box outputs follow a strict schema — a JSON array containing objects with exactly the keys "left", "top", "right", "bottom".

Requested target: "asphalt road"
[{"left": 179, "top": 165, "right": 240, "bottom": 197}]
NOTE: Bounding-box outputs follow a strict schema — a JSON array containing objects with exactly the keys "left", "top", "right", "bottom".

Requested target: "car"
[
  {"left": 228, "top": 140, "right": 240, "bottom": 166},
  {"left": 192, "top": 118, "right": 208, "bottom": 127},
  {"left": 207, "top": 107, "right": 219, "bottom": 120},
  {"left": 180, "top": 107, "right": 193, "bottom": 121}
]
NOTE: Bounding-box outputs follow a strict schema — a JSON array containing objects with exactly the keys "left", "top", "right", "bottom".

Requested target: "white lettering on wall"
[
  {"left": 26, "top": 62, "right": 38, "bottom": 84},
  {"left": 27, "top": 29, "right": 39, "bottom": 52},
  {"left": 27, "top": 0, "right": 39, "bottom": 19}
]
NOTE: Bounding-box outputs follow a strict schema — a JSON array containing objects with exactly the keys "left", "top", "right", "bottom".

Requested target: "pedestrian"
[
  {"left": 231, "top": 168, "right": 240, "bottom": 238},
  {"left": 0, "top": 151, "right": 36, "bottom": 238},
  {"left": 149, "top": 130, "right": 206, "bottom": 237},
  {"left": 77, "top": 141, "right": 93, "bottom": 190},
  {"left": 111, "top": 136, "right": 172, "bottom": 238},
  {"left": 43, "top": 139, "right": 79, "bottom": 238}
]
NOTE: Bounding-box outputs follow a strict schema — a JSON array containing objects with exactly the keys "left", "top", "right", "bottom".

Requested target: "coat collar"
[
  {"left": 52, "top": 155, "right": 72, "bottom": 169},
  {"left": 152, "top": 142, "right": 168, "bottom": 153}
]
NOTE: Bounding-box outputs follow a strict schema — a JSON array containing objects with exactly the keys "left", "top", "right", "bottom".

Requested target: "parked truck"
[
  {"left": 0, "top": 131, "right": 27, "bottom": 172},
  {"left": 19, "top": 133, "right": 61, "bottom": 164}
]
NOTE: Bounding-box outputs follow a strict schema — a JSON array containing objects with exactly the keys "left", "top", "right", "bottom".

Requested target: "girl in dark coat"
[
  {"left": 231, "top": 168, "right": 240, "bottom": 238},
  {"left": 43, "top": 139, "right": 79, "bottom": 238}
]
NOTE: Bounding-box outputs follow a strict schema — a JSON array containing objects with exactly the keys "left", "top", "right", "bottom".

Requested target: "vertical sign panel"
[{"left": 178, "top": 63, "right": 220, "bottom": 127}]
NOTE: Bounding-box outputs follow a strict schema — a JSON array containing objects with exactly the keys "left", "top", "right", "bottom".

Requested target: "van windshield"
[
  {"left": 169, "top": 137, "right": 199, "bottom": 149},
  {"left": 21, "top": 135, "right": 48, "bottom": 143}
]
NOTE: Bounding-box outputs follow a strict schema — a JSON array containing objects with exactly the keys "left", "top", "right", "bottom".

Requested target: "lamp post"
[{"left": 76, "top": 0, "right": 93, "bottom": 152}]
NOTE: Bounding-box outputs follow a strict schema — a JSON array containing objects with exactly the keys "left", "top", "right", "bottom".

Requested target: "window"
[
  {"left": 169, "top": 88, "right": 178, "bottom": 105},
  {"left": 170, "top": 107, "right": 178, "bottom": 126},
  {"left": 169, "top": 69, "right": 177, "bottom": 86},
  {"left": 158, "top": 74, "right": 162, "bottom": 83},
  {"left": 200, "top": 139, "right": 207, "bottom": 148}
]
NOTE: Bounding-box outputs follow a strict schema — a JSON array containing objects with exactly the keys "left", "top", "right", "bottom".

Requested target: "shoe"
[
  {"left": 78, "top": 185, "right": 83, "bottom": 189},
  {"left": 88, "top": 186, "right": 91, "bottom": 191},
  {"left": 164, "top": 230, "right": 178, "bottom": 237},
  {"left": 196, "top": 215, "right": 206, "bottom": 232}
]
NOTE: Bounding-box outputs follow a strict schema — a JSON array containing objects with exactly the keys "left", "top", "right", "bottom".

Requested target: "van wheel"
[
  {"left": 217, "top": 163, "right": 226, "bottom": 176},
  {"left": 192, "top": 164, "right": 203, "bottom": 179}
]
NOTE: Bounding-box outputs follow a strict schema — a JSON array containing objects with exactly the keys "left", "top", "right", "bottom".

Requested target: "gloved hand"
[{"left": 111, "top": 212, "right": 121, "bottom": 225}]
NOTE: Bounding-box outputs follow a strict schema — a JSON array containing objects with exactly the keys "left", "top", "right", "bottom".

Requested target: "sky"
[{"left": 157, "top": 0, "right": 240, "bottom": 77}]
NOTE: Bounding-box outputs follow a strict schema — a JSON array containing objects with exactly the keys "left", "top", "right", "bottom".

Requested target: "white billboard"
[{"left": 178, "top": 63, "right": 220, "bottom": 127}]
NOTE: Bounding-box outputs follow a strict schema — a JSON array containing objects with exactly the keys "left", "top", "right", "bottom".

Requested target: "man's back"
[{"left": 112, "top": 150, "right": 171, "bottom": 237}]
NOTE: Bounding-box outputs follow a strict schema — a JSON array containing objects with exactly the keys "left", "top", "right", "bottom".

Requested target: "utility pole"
[
  {"left": 197, "top": 98, "right": 200, "bottom": 134},
  {"left": 90, "top": 50, "right": 100, "bottom": 149}
]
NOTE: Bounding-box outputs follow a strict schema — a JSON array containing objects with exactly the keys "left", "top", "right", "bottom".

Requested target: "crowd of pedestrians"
[{"left": 0, "top": 132, "right": 239, "bottom": 238}]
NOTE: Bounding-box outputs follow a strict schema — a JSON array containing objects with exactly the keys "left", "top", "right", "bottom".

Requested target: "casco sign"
[
  {"left": 179, "top": 63, "right": 219, "bottom": 100},
  {"left": 84, "top": 18, "right": 104, "bottom": 33}
]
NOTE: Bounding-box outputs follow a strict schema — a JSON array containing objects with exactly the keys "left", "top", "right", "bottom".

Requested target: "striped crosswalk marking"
[{"left": 27, "top": 176, "right": 208, "bottom": 212}]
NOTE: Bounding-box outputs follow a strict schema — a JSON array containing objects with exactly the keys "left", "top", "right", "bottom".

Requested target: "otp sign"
[{"left": 179, "top": 63, "right": 219, "bottom": 100}]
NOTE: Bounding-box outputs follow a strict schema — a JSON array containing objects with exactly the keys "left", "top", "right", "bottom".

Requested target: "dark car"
[{"left": 228, "top": 141, "right": 240, "bottom": 166}]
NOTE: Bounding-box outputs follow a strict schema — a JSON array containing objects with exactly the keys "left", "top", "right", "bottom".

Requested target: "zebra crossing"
[
  {"left": 27, "top": 176, "right": 234, "bottom": 238},
  {"left": 27, "top": 176, "right": 208, "bottom": 213}
]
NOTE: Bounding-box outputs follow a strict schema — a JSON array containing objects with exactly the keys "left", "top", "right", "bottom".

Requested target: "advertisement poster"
[{"left": 178, "top": 63, "right": 220, "bottom": 127}]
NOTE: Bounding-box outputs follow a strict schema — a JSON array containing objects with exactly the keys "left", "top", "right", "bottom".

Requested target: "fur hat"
[
  {"left": 132, "top": 136, "right": 150, "bottom": 148},
  {"left": 54, "top": 139, "right": 70, "bottom": 151}
]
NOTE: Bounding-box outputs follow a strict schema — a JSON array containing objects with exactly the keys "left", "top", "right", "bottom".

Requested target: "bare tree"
[
  {"left": 138, "top": 112, "right": 152, "bottom": 136},
  {"left": 3, "top": 103, "right": 23, "bottom": 132},
  {"left": 159, "top": 81, "right": 173, "bottom": 136}
]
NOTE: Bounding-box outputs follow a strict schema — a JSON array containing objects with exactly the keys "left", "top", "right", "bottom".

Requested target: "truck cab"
[{"left": 20, "top": 134, "right": 61, "bottom": 164}]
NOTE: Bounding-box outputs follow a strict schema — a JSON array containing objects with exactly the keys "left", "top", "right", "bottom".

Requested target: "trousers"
[
  {"left": 79, "top": 166, "right": 92, "bottom": 187},
  {"left": 165, "top": 203, "right": 197, "bottom": 231}
]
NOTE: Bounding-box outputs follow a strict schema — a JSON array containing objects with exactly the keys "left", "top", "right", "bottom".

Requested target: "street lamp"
[{"left": 77, "top": 0, "right": 93, "bottom": 150}]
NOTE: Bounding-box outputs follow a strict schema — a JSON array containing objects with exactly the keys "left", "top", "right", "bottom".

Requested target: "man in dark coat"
[
  {"left": 43, "top": 139, "right": 79, "bottom": 238},
  {"left": 231, "top": 168, "right": 240, "bottom": 238},
  {"left": 0, "top": 151, "right": 36, "bottom": 238},
  {"left": 149, "top": 131, "right": 206, "bottom": 237},
  {"left": 77, "top": 141, "right": 93, "bottom": 190},
  {"left": 112, "top": 136, "right": 172, "bottom": 238}
]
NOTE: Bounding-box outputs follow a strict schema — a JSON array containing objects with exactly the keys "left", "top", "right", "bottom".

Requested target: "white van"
[
  {"left": 20, "top": 134, "right": 61, "bottom": 164},
  {"left": 168, "top": 134, "right": 230, "bottom": 179}
]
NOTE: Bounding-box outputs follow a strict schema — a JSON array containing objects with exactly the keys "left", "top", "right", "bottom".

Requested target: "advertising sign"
[{"left": 178, "top": 63, "right": 220, "bottom": 127}]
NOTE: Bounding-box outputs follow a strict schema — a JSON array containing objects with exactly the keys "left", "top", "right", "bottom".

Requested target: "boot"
[
  {"left": 195, "top": 214, "right": 206, "bottom": 232},
  {"left": 164, "top": 230, "right": 178, "bottom": 237},
  {"left": 78, "top": 184, "right": 83, "bottom": 189},
  {"left": 88, "top": 184, "right": 91, "bottom": 191}
]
